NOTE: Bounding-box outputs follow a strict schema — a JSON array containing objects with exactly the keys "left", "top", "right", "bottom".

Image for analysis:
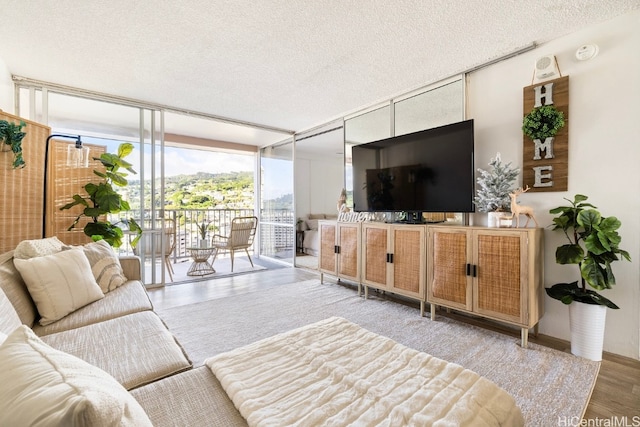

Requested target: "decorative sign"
[{"left": 522, "top": 76, "right": 569, "bottom": 192}]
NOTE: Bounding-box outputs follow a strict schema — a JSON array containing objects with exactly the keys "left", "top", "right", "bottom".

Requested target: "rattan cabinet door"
[
  {"left": 472, "top": 230, "right": 526, "bottom": 324},
  {"left": 318, "top": 221, "right": 337, "bottom": 275},
  {"left": 389, "top": 225, "right": 426, "bottom": 299},
  {"left": 336, "top": 222, "right": 360, "bottom": 281},
  {"left": 427, "top": 227, "right": 473, "bottom": 311},
  {"left": 361, "top": 223, "right": 389, "bottom": 289}
]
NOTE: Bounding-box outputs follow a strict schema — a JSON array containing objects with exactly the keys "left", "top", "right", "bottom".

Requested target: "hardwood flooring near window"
[{"left": 147, "top": 267, "right": 640, "bottom": 421}]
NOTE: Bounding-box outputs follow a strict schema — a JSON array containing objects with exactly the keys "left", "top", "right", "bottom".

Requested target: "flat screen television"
[{"left": 352, "top": 119, "right": 475, "bottom": 216}]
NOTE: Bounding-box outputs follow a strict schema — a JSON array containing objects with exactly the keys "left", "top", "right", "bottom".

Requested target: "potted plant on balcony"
[
  {"left": 197, "top": 220, "right": 211, "bottom": 247},
  {"left": 546, "top": 194, "right": 630, "bottom": 361},
  {"left": 0, "top": 119, "right": 27, "bottom": 169},
  {"left": 60, "top": 142, "right": 142, "bottom": 248}
]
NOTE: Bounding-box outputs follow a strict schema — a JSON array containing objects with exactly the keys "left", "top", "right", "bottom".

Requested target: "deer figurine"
[{"left": 509, "top": 186, "right": 539, "bottom": 228}]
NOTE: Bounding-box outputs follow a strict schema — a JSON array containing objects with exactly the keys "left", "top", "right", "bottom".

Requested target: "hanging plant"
[
  {"left": 522, "top": 105, "right": 565, "bottom": 140},
  {"left": 0, "top": 120, "right": 27, "bottom": 169}
]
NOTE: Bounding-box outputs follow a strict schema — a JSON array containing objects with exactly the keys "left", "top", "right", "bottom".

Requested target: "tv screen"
[{"left": 352, "top": 119, "right": 475, "bottom": 213}]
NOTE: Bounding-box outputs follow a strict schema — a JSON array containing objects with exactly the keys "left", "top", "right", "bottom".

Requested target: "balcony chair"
[
  {"left": 133, "top": 218, "right": 177, "bottom": 282},
  {"left": 210, "top": 216, "right": 257, "bottom": 272}
]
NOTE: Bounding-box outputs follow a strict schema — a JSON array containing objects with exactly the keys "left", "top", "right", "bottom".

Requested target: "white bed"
[{"left": 206, "top": 317, "right": 524, "bottom": 427}]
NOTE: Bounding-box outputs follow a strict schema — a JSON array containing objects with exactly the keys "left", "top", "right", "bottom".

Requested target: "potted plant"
[
  {"left": 197, "top": 220, "right": 211, "bottom": 247},
  {"left": 474, "top": 152, "right": 519, "bottom": 227},
  {"left": 546, "top": 194, "right": 630, "bottom": 360},
  {"left": 60, "top": 142, "right": 142, "bottom": 248},
  {"left": 0, "top": 120, "right": 27, "bottom": 169}
]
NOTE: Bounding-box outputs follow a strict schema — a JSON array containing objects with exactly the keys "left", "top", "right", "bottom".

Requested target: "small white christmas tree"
[{"left": 474, "top": 153, "right": 520, "bottom": 212}]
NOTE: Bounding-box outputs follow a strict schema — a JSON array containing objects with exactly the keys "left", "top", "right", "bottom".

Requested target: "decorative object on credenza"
[
  {"left": 522, "top": 76, "right": 569, "bottom": 191},
  {"left": 474, "top": 152, "right": 519, "bottom": 227},
  {"left": 508, "top": 186, "right": 539, "bottom": 228},
  {"left": 545, "top": 194, "right": 630, "bottom": 361},
  {"left": 60, "top": 142, "right": 142, "bottom": 248},
  {"left": 0, "top": 119, "right": 27, "bottom": 169},
  {"left": 337, "top": 188, "right": 351, "bottom": 213}
]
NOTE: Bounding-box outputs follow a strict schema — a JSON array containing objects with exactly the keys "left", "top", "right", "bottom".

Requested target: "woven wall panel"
[
  {"left": 392, "top": 229, "right": 421, "bottom": 293},
  {"left": 46, "top": 140, "right": 106, "bottom": 245},
  {"left": 476, "top": 234, "right": 521, "bottom": 317},
  {"left": 0, "top": 112, "right": 51, "bottom": 252},
  {"left": 431, "top": 231, "right": 467, "bottom": 304}
]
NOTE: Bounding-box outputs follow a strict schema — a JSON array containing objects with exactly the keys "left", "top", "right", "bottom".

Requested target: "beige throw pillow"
[
  {"left": 13, "top": 237, "right": 64, "bottom": 260},
  {"left": 14, "top": 250, "right": 104, "bottom": 325},
  {"left": 0, "top": 325, "right": 153, "bottom": 427},
  {"left": 75, "top": 239, "right": 127, "bottom": 293}
]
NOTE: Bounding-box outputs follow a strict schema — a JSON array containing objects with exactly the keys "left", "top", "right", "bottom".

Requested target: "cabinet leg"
[
  {"left": 364, "top": 286, "right": 369, "bottom": 300},
  {"left": 357, "top": 283, "right": 362, "bottom": 297},
  {"left": 430, "top": 304, "right": 436, "bottom": 321},
  {"left": 320, "top": 273, "right": 324, "bottom": 284},
  {"left": 533, "top": 323, "right": 539, "bottom": 337},
  {"left": 420, "top": 301, "right": 425, "bottom": 317},
  {"left": 521, "top": 328, "right": 528, "bottom": 348}
]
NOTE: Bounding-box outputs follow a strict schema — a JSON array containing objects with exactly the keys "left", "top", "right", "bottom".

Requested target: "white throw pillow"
[
  {"left": 0, "top": 325, "right": 153, "bottom": 427},
  {"left": 13, "top": 236, "right": 64, "bottom": 259},
  {"left": 14, "top": 249, "right": 104, "bottom": 325},
  {"left": 70, "top": 239, "right": 127, "bottom": 293}
]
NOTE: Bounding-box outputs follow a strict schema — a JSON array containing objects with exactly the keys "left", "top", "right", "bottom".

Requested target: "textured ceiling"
[{"left": 1, "top": 1, "right": 639, "bottom": 145}]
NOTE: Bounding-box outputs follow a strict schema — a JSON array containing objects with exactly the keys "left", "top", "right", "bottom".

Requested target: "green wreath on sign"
[{"left": 522, "top": 105, "right": 565, "bottom": 140}]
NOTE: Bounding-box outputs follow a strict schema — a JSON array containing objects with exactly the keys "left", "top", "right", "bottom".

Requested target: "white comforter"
[{"left": 205, "top": 317, "right": 523, "bottom": 427}]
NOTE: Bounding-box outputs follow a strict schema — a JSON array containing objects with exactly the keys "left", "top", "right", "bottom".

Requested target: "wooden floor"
[{"left": 147, "top": 266, "right": 640, "bottom": 421}]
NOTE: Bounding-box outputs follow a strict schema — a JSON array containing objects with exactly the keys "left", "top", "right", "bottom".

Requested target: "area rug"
[
  {"left": 206, "top": 316, "right": 524, "bottom": 426},
  {"left": 157, "top": 279, "right": 600, "bottom": 426}
]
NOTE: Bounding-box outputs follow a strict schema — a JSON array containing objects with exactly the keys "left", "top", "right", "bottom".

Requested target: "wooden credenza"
[
  {"left": 361, "top": 222, "right": 426, "bottom": 315},
  {"left": 318, "top": 221, "right": 361, "bottom": 290},
  {"left": 318, "top": 221, "right": 544, "bottom": 347},
  {"left": 426, "top": 225, "right": 544, "bottom": 347}
]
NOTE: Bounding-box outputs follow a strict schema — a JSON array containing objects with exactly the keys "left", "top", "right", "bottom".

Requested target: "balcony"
[{"left": 116, "top": 208, "right": 295, "bottom": 285}]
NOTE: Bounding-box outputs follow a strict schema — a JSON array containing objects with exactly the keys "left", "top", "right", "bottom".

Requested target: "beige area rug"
[{"left": 157, "top": 279, "right": 600, "bottom": 426}]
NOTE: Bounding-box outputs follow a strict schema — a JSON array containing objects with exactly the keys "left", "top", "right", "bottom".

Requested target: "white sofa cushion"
[
  {"left": 71, "top": 239, "right": 127, "bottom": 293},
  {"left": 14, "top": 249, "right": 104, "bottom": 325},
  {"left": 0, "top": 325, "right": 153, "bottom": 427},
  {"left": 13, "top": 236, "right": 64, "bottom": 259}
]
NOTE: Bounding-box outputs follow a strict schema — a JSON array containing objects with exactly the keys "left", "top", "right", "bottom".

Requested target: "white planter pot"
[
  {"left": 487, "top": 212, "right": 502, "bottom": 228},
  {"left": 199, "top": 239, "right": 208, "bottom": 248},
  {"left": 569, "top": 302, "right": 607, "bottom": 361}
]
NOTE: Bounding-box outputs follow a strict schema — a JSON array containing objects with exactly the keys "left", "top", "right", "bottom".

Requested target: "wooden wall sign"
[{"left": 522, "top": 76, "right": 569, "bottom": 192}]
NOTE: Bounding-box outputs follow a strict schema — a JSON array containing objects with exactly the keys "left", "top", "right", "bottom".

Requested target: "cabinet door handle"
[
  {"left": 334, "top": 245, "right": 340, "bottom": 254},
  {"left": 472, "top": 265, "right": 477, "bottom": 277},
  {"left": 389, "top": 253, "right": 394, "bottom": 264},
  {"left": 466, "top": 263, "right": 471, "bottom": 276}
]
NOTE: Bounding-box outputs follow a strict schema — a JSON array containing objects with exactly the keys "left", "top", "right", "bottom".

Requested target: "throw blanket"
[{"left": 205, "top": 317, "right": 523, "bottom": 427}]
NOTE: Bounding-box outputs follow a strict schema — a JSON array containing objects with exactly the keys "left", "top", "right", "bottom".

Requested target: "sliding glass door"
[{"left": 259, "top": 140, "right": 294, "bottom": 264}]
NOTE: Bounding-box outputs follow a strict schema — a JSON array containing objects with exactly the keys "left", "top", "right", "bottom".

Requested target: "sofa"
[
  {"left": 300, "top": 213, "right": 337, "bottom": 256},
  {"left": 0, "top": 237, "right": 248, "bottom": 426}
]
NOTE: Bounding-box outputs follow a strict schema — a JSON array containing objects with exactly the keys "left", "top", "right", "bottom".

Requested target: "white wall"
[
  {"left": 295, "top": 157, "right": 344, "bottom": 219},
  {"left": 0, "top": 56, "right": 13, "bottom": 112},
  {"left": 467, "top": 10, "right": 640, "bottom": 359}
]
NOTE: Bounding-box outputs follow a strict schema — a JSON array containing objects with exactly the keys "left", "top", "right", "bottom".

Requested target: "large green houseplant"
[
  {"left": 61, "top": 142, "right": 142, "bottom": 248},
  {"left": 546, "top": 194, "right": 630, "bottom": 308},
  {"left": 0, "top": 120, "right": 27, "bottom": 169}
]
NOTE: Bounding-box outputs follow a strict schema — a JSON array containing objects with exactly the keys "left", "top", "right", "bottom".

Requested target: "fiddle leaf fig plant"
[
  {"left": 61, "top": 142, "right": 142, "bottom": 248},
  {"left": 545, "top": 194, "right": 631, "bottom": 309},
  {"left": 0, "top": 120, "right": 27, "bottom": 169}
]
